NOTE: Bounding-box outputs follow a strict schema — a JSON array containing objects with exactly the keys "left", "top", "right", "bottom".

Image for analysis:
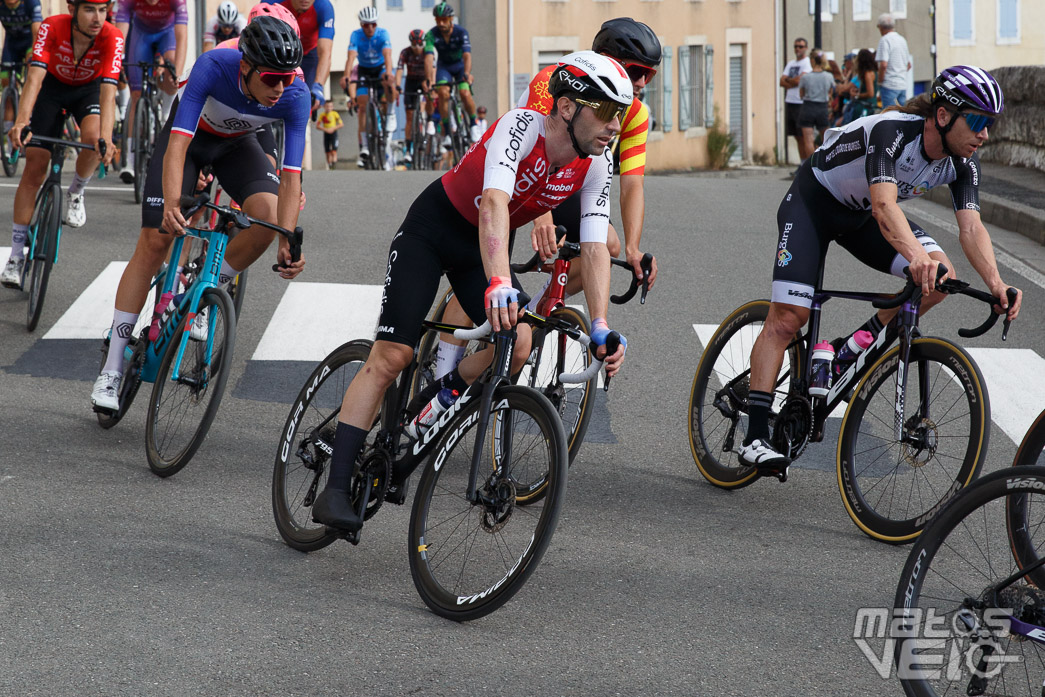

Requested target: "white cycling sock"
[
  {"left": 218, "top": 259, "right": 241, "bottom": 286},
  {"left": 68, "top": 173, "right": 91, "bottom": 197},
  {"left": 103, "top": 309, "right": 140, "bottom": 373},
  {"left": 10, "top": 224, "right": 28, "bottom": 258},
  {"left": 434, "top": 340, "right": 467, "bottom": 380},
  {"left": 125, "top": 139, "right": 134, "bottom": 167}
]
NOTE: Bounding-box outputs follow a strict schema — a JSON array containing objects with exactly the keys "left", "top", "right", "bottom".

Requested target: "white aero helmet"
[
  {"left": 548, "top": 50, "right": 633, "bottom": 116},
  {"left": 217, "top": 1, "right": 239, "bottom": 26},
  {"left": 358, "top": 6, "right": 378, "bottom": 22}
]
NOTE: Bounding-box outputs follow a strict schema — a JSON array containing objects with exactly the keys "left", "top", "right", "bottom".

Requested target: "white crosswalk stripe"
[
  {"left": 694, "top": 323, "right": 1045, "bottom": 444},
  {"left": 44, "top": 262, "right": 129, "bottom": 339}
]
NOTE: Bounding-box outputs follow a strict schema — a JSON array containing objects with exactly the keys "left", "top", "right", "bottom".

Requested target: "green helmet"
[{"left": 433, "top": 2, "right": 454, "bottom": 18}]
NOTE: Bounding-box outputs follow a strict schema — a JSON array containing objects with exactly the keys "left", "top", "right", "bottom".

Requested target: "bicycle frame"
[{"left": 27, "top": 147, "right": 69, "bottom": 266}]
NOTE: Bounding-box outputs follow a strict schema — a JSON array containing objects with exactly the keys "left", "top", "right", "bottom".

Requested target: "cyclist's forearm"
[
  {"left": 871, "top": 184, "right": 924, "bottom": 261},
  {"left": 315, "top": 38, "right": 333, "bottom": 87},
  {"left": 619, "top": 174, "right": 645, "bottom": 255},
  {"left": 956, "top": 210, "right": 1004, "bottom": 289},
  {"left": 161, "top": 133, "right": 191, "bottom": 209},
  {"left": 276, "top": 171, "right": 302, "bottom": 234},
  {"left": 463, "top": 52, "right": 471, "bottom": 76},
  {"left": 15, "top": 66, "right": 45, "bottom": 125},
  {"left": 99, "top": 82, "right": 117, "bottom": 145},
  {"left": 344, "top": 51, "right": 356, "bottom": 80},
  {"left": 478, "top": 190, "right": 512, "bottom": 279},
  {"left": 173, "top": 24, "right": 187, "bottom": 76},
  {"left": 382, "top": 48, "right": 393, "bottom": 81},
  {"left": 425, "top": 54, "right": 434, "bottom": 84},
  {"left": 580, "top": 241, "right": 611, "bottom": 322},
  {"left": 117, "top": 22, "right": 129, "bottom": 39}
]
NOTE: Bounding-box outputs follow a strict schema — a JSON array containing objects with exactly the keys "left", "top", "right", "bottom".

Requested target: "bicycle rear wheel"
[
  {"left": 132, "top": 102, "right": 150, "bottom": 203},
  {"left": 272, "top": 340, "right": 381, "bottom": 552},
  {"left": 688, "top": 299, "right": 803, "bottom": 489},
  {"left": 145, "top": 287, "right": 236, "bottom": 477},
  {"left": 409, "top": 385, "right": 568, "bottom": 621},
  {"left": 894, "top": 466, "right": 1045, "bottom": 697},
  {"left": 25, "top": 183, "right": 60, "bottom": 332},
  {"left": 1004, "top": 408, "right": 1045, "bottom": 588},
  {"left": 1, "top": 86, "right": 17, "bottom": 177},
  {"left": 837, "top": 337, "right": 989, "bottom": 543},
  {"left": 365, "top": 101, "right": 380, "bottom": 171}
]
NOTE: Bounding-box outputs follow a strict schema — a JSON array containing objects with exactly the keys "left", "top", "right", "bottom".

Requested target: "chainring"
[
  {"left": 352, "top": 446, "right": 392, "bottom": 521},
  {"left": 771, "top": 395, "right": 813, "bottom": 460}
]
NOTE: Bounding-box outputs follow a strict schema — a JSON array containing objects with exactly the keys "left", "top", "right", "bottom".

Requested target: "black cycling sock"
[
  {"left": 745, "top": 391, "right": 774, "bottom": 445},
  {"left": 439, "top": 367, "right": 469, "bottom": 395},
  {"left": 327, "top": 422, "right": 368, "bottom": 491},
  {"left": 406, "top": 368, "right": 471, "bottom": 417}
]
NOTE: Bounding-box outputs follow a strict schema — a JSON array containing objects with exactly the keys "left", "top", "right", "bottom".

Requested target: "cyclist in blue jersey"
[
  {"left": 338, "top": 5, "right": 392, "bottom": 168},
  {"left": 0, "top": 0, "right": 42, "bottom": 131},
  {"left": 262, "top": 0, "right": 334, "bottom": 112},
  {"left": 424, "top": 2, "right": 474, "bottom": 142},
  {"left": 116, "top": 0, "right": 189, "bottom": 184},
  {"left": 91, "top": 17, "right": 310, "bottom": 411}
]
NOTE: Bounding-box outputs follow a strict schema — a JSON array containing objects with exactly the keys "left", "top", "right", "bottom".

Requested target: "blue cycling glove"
[
  {"left": 591, "top": 318, "right": 627, "bottom": 355},
  {"left": 311, "top": 82, "right": 325, "bottom": 105}
]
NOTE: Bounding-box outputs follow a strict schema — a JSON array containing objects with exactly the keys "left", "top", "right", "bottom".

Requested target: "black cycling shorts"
[
  {"left": 771, "top": 160, "right": 943, "bottom": 307},
  {"left": 141, "top": 98, "right": 280, "bottom": 229},
  {"left": 376, "top": 179, "right": 520, "bottom": 348},
  {"left": 255, "top": 123, "right": 278, "bottom": 163},
  {"left": 28, "top": 74, "right": 100, "bottom": 151},
  {"left": 323, "top": 132, "right": 339, "bottom": 153},
  {"left": 403, "top": 78, "right": 425, "bottom": 111}
]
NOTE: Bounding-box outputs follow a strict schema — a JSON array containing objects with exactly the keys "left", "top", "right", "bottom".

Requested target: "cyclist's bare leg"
[
  {"left": 404, "top": 107, "right": 414, "bottom": 141},
  {"left": 436, "top": 84, "right": 451, "bottom": 126},
  {"left": 114, "top": 227, "right": 175, "bottom": 313},
  {"left": 749, "top": 301, "right": 809, "bottom": 394},
  {"left": 74, "top": 114, "right": 101, "bottom": 176},
  {"left": 13, "top": 148, "right": 49, "bottom": 225},
  {"left": 338, "top": 340, "right": 413, "bottom": 428},
  {"left": 456, "top": 323, "right": 533, "bottom": 381},
  {"left": 356, "top": 93, "right": 369, "bottom": 145},
  {"left": 459, "top": 84, "right": 475, "bottom": 120}
]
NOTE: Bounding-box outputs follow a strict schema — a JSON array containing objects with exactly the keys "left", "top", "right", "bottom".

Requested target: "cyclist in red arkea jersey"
[
  {"left": 1, "top": 0, "right": 121, "bottom": 289},
  {"left": 310, "top": 51, "right": 634, "bottom": 533}
]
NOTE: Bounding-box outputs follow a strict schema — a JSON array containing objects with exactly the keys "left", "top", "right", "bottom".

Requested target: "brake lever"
[
  {"left": 1002, "top": 287, "right": 1018, "bottom": 341},
  {"left": 638, "top": 253, "right": 653, "bottom": 305}
]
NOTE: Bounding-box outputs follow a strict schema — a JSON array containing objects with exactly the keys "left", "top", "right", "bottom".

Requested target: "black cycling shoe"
[
  {"left": 384, "top": 476, "right": 409, "bottom": 505},
  {"left": 311, "top": 487, "right": 363, "bottom": 532}
]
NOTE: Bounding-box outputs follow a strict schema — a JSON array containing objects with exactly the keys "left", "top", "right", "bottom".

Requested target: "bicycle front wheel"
[
  {"left": 132, "top": 103, "right": 150, "bottom": 203},
  {"left": 272, "top": 340, "right": 381, "bottom": 552},
  {"left": 838, "top": 337, "right": 989, "bottom": 543},
  {"left": 894, "top": 466, "right": 1045, "bottom": 697},
  {"left": 365, "top": 102, "right": 380, "bottom": 171},
  {"left": 1005, "top": 407, "right": 1045, "bottom": 587},
  {"left": 26, "top": 184, "right": 60, "bottom": 332},
  {"left": 408, "top": 385, "right": 568, "bottom": 621},
  {"left": 688, "top": 299, "right": 802, "bottom": 489},
  {"left": 145, "top": 287, "right": 236, "bottom": 477},
  {"left": 1, "top": 87, "right": 17, "bottom": 177}
]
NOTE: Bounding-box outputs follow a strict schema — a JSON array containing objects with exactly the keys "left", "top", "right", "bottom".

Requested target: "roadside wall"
[{"left": 979, "top": 66, "right": 1045, "bottom": 173}]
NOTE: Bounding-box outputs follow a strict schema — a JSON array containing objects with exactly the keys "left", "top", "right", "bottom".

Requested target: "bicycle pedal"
[
  {"left": 91, "top": 404, "right": 116, "bottom": 415},
  {"left": 754, "top": 463, "right": 790, "bottom": 483}
]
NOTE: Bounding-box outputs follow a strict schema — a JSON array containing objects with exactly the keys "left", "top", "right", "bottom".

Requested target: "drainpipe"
[
  {"left": 508, "top": 0, "right": 515, "bottom": 107},
  {"left": 776, "top": 0, "right": 784, "bottom": 164}
]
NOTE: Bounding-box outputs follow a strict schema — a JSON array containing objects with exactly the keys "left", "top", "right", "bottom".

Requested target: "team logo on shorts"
[{"left": 777, "top": 249, "right": 793, "bottom": 267}]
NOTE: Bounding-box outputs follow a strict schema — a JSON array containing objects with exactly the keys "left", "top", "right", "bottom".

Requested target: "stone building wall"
[{"left": 979, "top": 66, "right": 1045, "bottom": 173}]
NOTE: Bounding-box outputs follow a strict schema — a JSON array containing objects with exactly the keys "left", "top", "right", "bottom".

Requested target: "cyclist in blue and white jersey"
[
  {"left": 424, "top": 2, "right": 474, "bottom": 142},
  {"left": 739, "top": 65, "right": 1022, "bottom": 476},
  {"left": 338, "top": 5, "right": 392, "bottom": 167},
  {"left": 0, "top": 0, "right": 42, "bottom": 132},
  {"left": 91, "top": 17, "right": 309, "bottom": 411}
]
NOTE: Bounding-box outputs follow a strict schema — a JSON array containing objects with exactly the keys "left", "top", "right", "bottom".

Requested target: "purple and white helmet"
[{"left": 931, "top": 65, "right": 1004, "bottom": 115}]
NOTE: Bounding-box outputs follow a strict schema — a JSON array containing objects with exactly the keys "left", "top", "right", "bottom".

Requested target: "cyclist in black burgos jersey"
[{"left": 738, "top": 64, "right": 1023, "bottom": 474}]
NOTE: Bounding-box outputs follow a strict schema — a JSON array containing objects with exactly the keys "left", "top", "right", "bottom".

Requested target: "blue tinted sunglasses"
[{"left": 962, "top": 112, "right": 996, "bottom": 133}]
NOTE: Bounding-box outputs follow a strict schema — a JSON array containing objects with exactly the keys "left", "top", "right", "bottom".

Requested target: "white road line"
[
  {"left": 251, "top": 282, "right": 383, "bottom": 362},
  {"left": 43, "top": 262, "right": 129, "bottom": 339},
  {"left": 966, "top": 348, "right": 1045, "bottom": 445},
  {"left": 0, "top": 183, "right": 129, "bottom": 192}
]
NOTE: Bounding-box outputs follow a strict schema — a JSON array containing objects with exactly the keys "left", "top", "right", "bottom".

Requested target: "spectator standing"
[
  {"left": 781, "top": 37, "right": 812, "bottom": 163},
  {"left": 471, "top": 104, "right": 487, "bottom": 140},
  {"left": 797, "top": 50, "right": 834, "bottom": 159},
  {"left": 316, "top": 99, "right": 342, "bottom": 168},
  {"left": 845, "top": 48, "right": 879, "bottom": 123},
  {"left": 876, "top": 13, "right": 910, "bottom": 107}
]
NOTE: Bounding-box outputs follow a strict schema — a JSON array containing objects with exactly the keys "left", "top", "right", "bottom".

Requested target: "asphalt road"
[{"left": 1, "top": 165, "right": 1043, "bottom": 696}]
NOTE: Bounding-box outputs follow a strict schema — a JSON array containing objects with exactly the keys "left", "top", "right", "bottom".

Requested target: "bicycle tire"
[
  {"left": 1005, "top": 407, "right": 1045, "bottom": 588},
  {"left": 688, "top": 299, "right": 802, "bottom": 489},
  {"left": 25, "top": 184, "right": 60, "bottom": 332},
  {"left": 132, "top": 101, "right": 150, "bottom": 203},
  {"left": 408, "top": 385, "right": 568, "bottom": 621},
  {"left": 893, "top": 466, "right": 1045, "bottom": 697},
  {"left": 95, "top": 333, "right": 146, "bottom": 429},
  {"left": 365, "top": 100, "right": 381, "bottom": 171},
  {"left": 1, "top": 86, "right": 16, "bottom": 177},
  {"left": 145, "top": 287, "right": 236, "bottom": 477},
  {"left": 411, "top": 107, "right": 427, "bottom": 170},
  {"left": 228, "top": 268, "right": 248, "bottom": 321},
  {"left": 837, "top": 337, "right": 989, "bottom": 543},
  {"left": 272, "top": 339, "right": 380, "bottom": 553}
]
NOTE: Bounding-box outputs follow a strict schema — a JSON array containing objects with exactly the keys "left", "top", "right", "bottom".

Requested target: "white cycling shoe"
[
  {"left": 91, "top": 370, "right": 122, "bottom": 411},
  {"left": 64, "top": 192, "right": 86, "bottom": 228},
  {"left": 189, "top": 307, "right": 209, "bottom": 341},
  {"left": 1, "top": 256, "right": 24, "bottom": 289},
  {"left": 736, "top": 438, "right": 791, "bottom": 482}
]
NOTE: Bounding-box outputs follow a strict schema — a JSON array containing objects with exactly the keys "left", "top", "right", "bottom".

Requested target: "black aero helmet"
[
  {"left": 433, "top": 2, "right": 454, "bottom": 17},
  {"left": 592, "top": 17, "right": 661, "bottom": 67},
  {"left": 240, "top": 14, "right": 303, "bottom": 71}
]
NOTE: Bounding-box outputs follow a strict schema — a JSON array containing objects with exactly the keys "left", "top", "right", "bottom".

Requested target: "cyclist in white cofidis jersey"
[
  {"left": 309, "top": 51, "right": 632, "bottom": 533},
  {"left": 739, "top": 65, "right": 1022, "bottom": 478}
]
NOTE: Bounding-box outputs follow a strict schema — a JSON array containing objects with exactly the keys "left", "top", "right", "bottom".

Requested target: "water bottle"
[
  {"left": 386, "top": 109, "right": 397, "bottom": 133},
  {"left": 808, "top": 341, "right": 835, "bottom": 397},
  {"left": 833, "top": 330, "right": 874, "bottom": 378},
  {"left": 148, "top": 291, "right": 175, "bottom": 342},
  {"left": 405, "top": 388, "right": 459, "bottom": 440}
]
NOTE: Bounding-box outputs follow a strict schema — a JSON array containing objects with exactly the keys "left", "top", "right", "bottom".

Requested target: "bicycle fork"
[{"left": 466, "top": 329, "right": 515, "bottom": 504}]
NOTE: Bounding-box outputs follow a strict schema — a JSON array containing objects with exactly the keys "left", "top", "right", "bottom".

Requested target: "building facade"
[{"left": 934, "top": 0, "right": 1045, "bottom": 69}]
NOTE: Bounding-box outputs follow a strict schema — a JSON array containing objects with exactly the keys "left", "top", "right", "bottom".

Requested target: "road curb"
[{"left": 924, "top": 186, "right": 1045, "bottom": 245}]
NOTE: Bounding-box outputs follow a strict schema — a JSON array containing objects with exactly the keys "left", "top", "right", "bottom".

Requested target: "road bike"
[
  {"left": 415, "top": 235, "right": 650, "bottom": 475},
  {"left": 271, "top": 314, "right": 601, "bottom": 620},
  {"left": 129, "top": 59, "right": 170, "bottom": 203},
  {"left": 7, "top": 131, "right": 102, "bottom": 331},
  {"left": 442, "top": 82, "right": 473, "bottom": 164},
  {"left": 0, "top": 60, "right": 25, "bottom": 177},
  {"left": 351, "top": 75, "right": 390, "bottom": 171},
  {"left": 406, "top": 86, "right": 432, "bottom": 170},
  {"left": 891, "top": 409, "right": 1045, "bottom": 696},
  {"left": 689, "top": 265, "right": 1016, "bottom": 543},
  {"left": 95, "top": 193, "right": 302, "bottom": 478}
]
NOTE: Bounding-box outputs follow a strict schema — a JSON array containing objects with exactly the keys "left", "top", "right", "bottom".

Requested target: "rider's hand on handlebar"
[
  {"left": 10, "top": 122, "right": 28, "bottom": 150},
  {"left": 484, "top": 276, "right": 520, "bottom": 332},
  {"left": 989, "top": 282, "right": 1021, "bottom": 321},
  {"left": 591, "top": 318, "right": 627, "bottom": 378},
  {"left": 909, "top": 255, "right": 948, "bottom": 298},
  {"left": 530, "top": 219, "right": 560, "bottom": 263},
  {"left": 274, "top": 242, "right": 305, "bottom": 280},
  {"left": 627, "top": 249, "right": 657, "bottom": 290},
  {"left": 161, "top": 204, "right": 188, "bottom": 236}
]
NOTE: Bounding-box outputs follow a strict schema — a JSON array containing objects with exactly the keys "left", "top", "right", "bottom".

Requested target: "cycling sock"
[
  {"left": 68, "top": 173, "right": 91, "bottom": 197},
  {"left": 125, "top": 140, "right": 134, "bottom": 167},
  {"left": 102, "top": 309, "right": 140, "bottom": 373},
  {"left": 439, "top": 367, "right": 469, "bottom": 395},
  {"left": 10, "top": 224, "right": 28, "bottom": 258},
  {"left": 326, "top": 422, "right": 368, "bottom": 491},
  {"left": 434, "top": 339, "right": 467, "bottom": 380},
  {"left": 744, "top": 390, "right": 774, "bottom": 445},
  {"left": 408, "top": 367, "right": 470, "bottom": 417},
  {"left": 218, "top": 260, "right": 241, "bottom": 286}
]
